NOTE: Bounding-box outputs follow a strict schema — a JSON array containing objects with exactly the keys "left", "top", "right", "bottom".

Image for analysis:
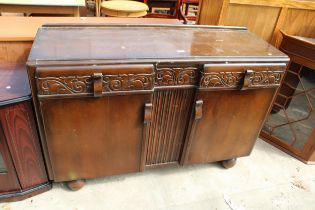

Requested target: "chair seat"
[{"left": 101, "top": 1, "right": 149, "bottom": 13}]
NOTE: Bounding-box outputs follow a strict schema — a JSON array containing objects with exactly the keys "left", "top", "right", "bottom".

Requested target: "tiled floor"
[{"left": 1, "top": 139, "right": 315, "bottom": 210}]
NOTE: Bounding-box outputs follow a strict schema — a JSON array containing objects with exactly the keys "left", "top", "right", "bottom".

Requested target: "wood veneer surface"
[
  {"left": 0, "top": 17, "right": 181, "bottom": 41},
  {"left": 0, "top": 64, "right": 30, "bottom": 104},
  {"left": 28, "top": 25, "right": 286, "bottom": 62}
]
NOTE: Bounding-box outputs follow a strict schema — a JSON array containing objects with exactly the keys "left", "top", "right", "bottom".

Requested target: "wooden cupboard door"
[
  {"left": 35, "top": 65, "right": 154, "bottom": 181},
  {"left": 0, "top": 101, "right": 48, "bottom": 190},
  {"left": 0, "top": 124, "right": 20, "bottom": 194},
  {"left": 182, "top": 63, "right": 286, "bottom": 165}
]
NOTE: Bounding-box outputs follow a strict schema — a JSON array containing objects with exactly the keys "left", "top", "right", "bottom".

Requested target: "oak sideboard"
[{"left": 27, "top": 24, "right": 289, "bottom": 190}]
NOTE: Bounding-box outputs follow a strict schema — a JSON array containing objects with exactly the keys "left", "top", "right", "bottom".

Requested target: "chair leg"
[{"left": 185, "top": 3, "right": 189, "bottom": 16}]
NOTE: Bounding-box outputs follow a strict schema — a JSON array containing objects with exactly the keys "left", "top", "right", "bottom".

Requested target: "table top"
[
  {"left": 29, "top": 24, "right": 288, "bottom": 64},
  {"left": 0, "top": 0, "right": 85, "bottom": 7},
  {"left": 0, "top": 17, "right": 181, "bottom": 41},
  {"left": 0, "top": 63, "right": 30, "bottom": 105},
  {"left": 0, "top": 17, "right": 181, "bottom": 103}
]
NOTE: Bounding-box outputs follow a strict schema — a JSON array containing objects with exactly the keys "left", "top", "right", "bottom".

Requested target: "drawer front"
[
  {"left": 199, "top": 63, "right": 286, "bottom": 90},
  {"left": 36, "top": 64, "right": 154, "bottom": 98}
]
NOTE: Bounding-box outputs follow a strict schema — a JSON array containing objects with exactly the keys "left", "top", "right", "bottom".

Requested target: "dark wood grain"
[
  {"left": 0, "top": 101, "right": 48, "bottom": 189},
  {"left": 146, "top": 88, "right": 195, "bottom": 166},
  {"left": 0, "top": 125, "right": 21, "bottom": 194},
  {"left": 27, "top": 24, "right": 288, "bottom": 187},
  {"left": 36, "top": 64, "right": 154, "bottom": 181}
]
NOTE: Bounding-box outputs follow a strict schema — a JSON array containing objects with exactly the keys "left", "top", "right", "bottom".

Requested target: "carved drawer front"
[
  {"left": 35, "top": 64, "right": 154, "bottom": 98},
  {"left": 199, "top": 63, "right": 287, "bottom": 91}
]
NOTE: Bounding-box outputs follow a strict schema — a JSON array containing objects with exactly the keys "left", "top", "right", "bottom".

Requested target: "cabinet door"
[
  {"left": 0, "top": 125, "right": 20, "bottom": 194},
  {"left": 182, "top": 63, "right": 286, "bottom": 165},
  {"left": 0, "top": 101, "right": 48, "bottom": 190},
  {"left": 35, "top": 64, "right": 154, "bottom": 181}
]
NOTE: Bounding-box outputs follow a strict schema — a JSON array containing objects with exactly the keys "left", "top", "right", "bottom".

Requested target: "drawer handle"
[
  {"left": 93, "top": 73, "right": 103, "bottom": 97},
  {"left": 144, "top": 103, "right": 153, "bottom": 123},
  {"left": 195, "top": 100, "right": 203, "bottom": 120},
  {"left": 241, "top": 69, "right": 254, "bottom": 90}
]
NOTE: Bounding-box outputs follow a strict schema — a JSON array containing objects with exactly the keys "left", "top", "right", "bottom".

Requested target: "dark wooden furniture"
[
  {"left": 27, "top": 24, "right": 288, "bottom": 190},
  {"left": 144, "top": 0, "right": 181, "bottom": 18},
  {"left": 261, "top": 32, "right": 315, "bottom": 164},
  {"left": 179, "top": 0, "right": 199, "bottom": 24},
  {"left": 0, "top": 64, "right": 51, "bottom": 202}
]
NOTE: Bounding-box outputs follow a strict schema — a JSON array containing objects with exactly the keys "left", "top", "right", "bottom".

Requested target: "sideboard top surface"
[{"left": 28, "top": 24, "right": 288, "bottom": 64}]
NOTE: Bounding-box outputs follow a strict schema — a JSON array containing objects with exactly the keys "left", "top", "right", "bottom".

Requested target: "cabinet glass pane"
[
  {"left": 0, "top": 152, "right": 7, "bottom": 173},
  {"left": 263, "top": 65, "right": 315, "bottom": 150}
]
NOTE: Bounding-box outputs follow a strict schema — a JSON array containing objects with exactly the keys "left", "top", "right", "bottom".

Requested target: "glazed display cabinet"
[
  {"left": 27, "top": 24, "right": 288, "bottom": 190},
  {"left": 261, "top": 32, "right": 315, "bottom": 164},
  {"left": 0, "top": 64, "right": 51, "bottom": 202}
]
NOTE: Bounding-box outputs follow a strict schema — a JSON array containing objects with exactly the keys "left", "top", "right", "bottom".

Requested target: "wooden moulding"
[{"left": 0, "top": 182, "right": 52, "bottom": 202}]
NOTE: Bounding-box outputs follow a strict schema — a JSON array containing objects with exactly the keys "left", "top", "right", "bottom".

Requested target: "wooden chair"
[
  {"left": 179, "top": 0, "right": 199, "bottom": 24},
  {"left": 144, "top": 0, "right": 181, "bottom": 19}
]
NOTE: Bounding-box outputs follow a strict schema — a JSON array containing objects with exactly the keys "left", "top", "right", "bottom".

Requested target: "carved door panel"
[
  {"left": 35, "top": 65, "right": 154, "bottom": 181},
  {"left": 0, "top": 123, "right": 20, "bottom": 194},
  {"left": 182, "top": 63, "right": 286, "bottom": 165}
]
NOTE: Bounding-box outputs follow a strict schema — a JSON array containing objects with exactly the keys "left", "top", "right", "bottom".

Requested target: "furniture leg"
[
  {"left": 66, "top": 179, "right": 86, "bottom": 191},
  {"left": 221, "top": 158, "right": 237, "bottom": 169}
]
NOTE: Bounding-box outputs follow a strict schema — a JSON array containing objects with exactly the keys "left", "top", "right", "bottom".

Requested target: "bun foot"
[
  {"left": 221, "top": 158, "right": 237, "bottom": 169},
  {"left": 66, "top": 179, "right": 86, "bottom": 191}
]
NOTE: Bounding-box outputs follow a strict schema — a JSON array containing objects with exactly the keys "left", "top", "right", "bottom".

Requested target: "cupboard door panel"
[
  {"left": 0, "top": 101, "right": 48, "bottom": 189},
  {"left": 0, "top": 125, "right": 20, "bottom": 194},
  {"left": 35, "top": 64, "right": 154, "bottom": 181},
  {"left": 183, "top": 63, "right": 286, "bottom": 165},
  {"left": 40, "top": 94, "right": 152, "bottom": 181},
  {"left": 186, "top": 88, "right": 276, "bottom": 164}
]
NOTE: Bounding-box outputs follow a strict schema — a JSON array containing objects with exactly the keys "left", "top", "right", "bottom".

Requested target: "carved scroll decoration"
[
  {"left": 37, "top": 73, "right": 154, "bottom": 96},
  {"left": 200, "top": 70, "right": 284, "bottom": 89},
  {"left": 247, "top": 71, "right": 283, "bottom": 88},
  {"left": 37, "top": 76, "right": 93, "bottom": 95},
  {"left": 155, "top": 67, "right": 198, "bottom": 86},
  {"left": 200, "top": 72, "right": 243, "bottom": 88}
]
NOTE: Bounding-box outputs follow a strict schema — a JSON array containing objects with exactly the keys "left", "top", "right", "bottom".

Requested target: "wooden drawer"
[
  {"left": 36, "top": 64, "right": 155, "bottom": 98},
  {"left": 199, "top": 63, "right": 286, "bottom": 91}
]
